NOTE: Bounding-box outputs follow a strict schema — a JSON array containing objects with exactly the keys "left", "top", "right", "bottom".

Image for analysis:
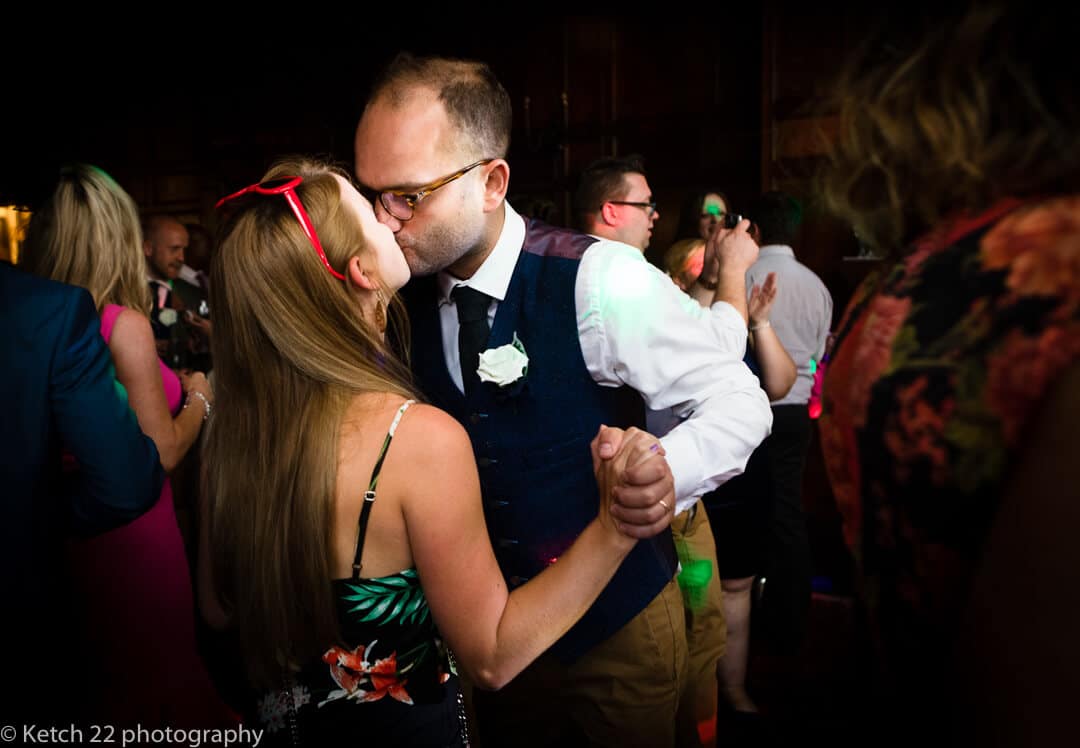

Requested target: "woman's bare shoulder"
[
  {"left": 391, "top": 401, "right": 470, "bottom": 456},
  {"left": 344, "top": 395, "right": 469, "bottom": 455},
  {"left": 341, "top": 395, "right": 477, "bottom": 518},
  {"left": 110, "top": 307, "right": 153, "bottom": 344}
]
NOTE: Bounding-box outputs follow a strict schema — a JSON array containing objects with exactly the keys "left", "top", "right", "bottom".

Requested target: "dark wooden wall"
[
  {"left": 1, "top": 11, "right": 881, "bottom": 295},
  {"left": 0, "top": 16, "right": 760, "bottom": 244},
  {"left": 1, "top": 11, "right": 891, "bottom": 588}
]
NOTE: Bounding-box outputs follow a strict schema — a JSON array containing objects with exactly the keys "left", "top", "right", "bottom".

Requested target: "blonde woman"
[
  {"left": 199, "top": 159, "right": 656, "bottom": 746},
  {"left": 21, "top": 165, "right": 232, "bottom": 726},
  {"left": 663, "top": 237, "right": 706, "bottom": 292},
  {"left": 22, "top": 166, "right": 213, "bottom": 472}
]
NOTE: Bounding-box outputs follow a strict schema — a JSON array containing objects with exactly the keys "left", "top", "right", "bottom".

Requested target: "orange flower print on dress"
[
  {"left": 820, "top": 412, "right": 862, "bottom": 550},
  {"left": 980, "top": 196, "right": 1080, "bottom": 315},
  {"left": 883, "top": 376, "right": 954, "bottom": 486},
  {"left": 820, "top": 334, "right": 864, "bottom": 552},
  {"left": 848, "top": 294, "right": 912, "bottom": 428},
  {"left": 819, "top": 195, "right": 1080, "bottom": 704},
  {"left": 985, "top": 326, "right": 1080, "bottom": 446},
  {"left": 320, "top": 641, "right": 414, "bottom": 707}
]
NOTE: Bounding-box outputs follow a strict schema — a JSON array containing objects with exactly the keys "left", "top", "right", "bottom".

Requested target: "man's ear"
[
  {"left": 481, "top": 159, "right": 510, "bottom": 212},
  {"left": 143, "top": 240, "right": 153, "bottom": 258},
  {"left": 347, "top": 256, "right": 378, "bottom": 292},
  {"left": 600, "top": 201, "right": 621, "bottom": 226}
]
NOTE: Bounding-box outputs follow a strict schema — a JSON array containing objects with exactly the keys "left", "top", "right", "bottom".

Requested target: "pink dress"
[{"left": 66, "top": 304, "right": 235, "bottom": 727}]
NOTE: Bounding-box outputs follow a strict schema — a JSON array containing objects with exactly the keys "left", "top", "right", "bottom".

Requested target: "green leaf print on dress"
[{"left": 342, "top": 569, "right": 431, "bottom": 627}]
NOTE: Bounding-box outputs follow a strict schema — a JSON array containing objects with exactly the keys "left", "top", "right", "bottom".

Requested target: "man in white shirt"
[
  {"left": 576, "top": 154, "right": 729, "bottom": 747},
  {"left": 573, "top": 154, "right": 658, "bottom": 252},
  {"left": 744, "top": 191, "right": 833, "bottom": 654},
  {"left": 355, "top": 53, "right": 771, "bottom": 748}
]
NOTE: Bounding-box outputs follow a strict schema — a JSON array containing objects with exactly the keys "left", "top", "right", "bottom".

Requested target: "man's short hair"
[
  {"left": 747, "top": 191, "right": 803, "bottom": 247},
  {"left": 368, "top": 53, "right": 512, "bottom": 161},
  {"left": 573, "top": 154, "right": 647, "bottom": 231}
]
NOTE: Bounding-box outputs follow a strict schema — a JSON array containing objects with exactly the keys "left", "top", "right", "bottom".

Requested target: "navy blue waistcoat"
[{"left": 403, "top": 219, "right": 678, "bottom": 662}]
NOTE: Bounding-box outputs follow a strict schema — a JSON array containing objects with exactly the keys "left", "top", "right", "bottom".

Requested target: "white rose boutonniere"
[
  {"left": 477, "top": 333, "right": 529, "bottom": 387},
  {"left": 157, "top": 308, "right": 179, "bottom": 327}
]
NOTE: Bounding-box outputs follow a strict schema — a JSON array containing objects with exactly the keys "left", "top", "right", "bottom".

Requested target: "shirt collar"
[
  {"left": 177, "top": 264, "right": 200, "bottom": 286},
  {"left": 758, "top": 244, "right": 795, "bottom": 258},
  {"left": 437, "top": 201, "right": 525, "bottom": 307}
]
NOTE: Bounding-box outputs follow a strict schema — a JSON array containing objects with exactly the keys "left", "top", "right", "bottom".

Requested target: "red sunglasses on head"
[{"left": 216, "top": 176, "right": 347, "bottom": 281}]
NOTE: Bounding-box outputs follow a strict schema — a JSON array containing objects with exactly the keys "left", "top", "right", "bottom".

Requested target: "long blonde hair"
[
  {"left": 205, "top": 157, "right": 416, "bottom": 687},
  {"left": 21, "top": 164, "right": 150, "bottom": 314}
]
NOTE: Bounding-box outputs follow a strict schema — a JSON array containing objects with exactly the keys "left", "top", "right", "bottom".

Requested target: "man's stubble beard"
[{"left": 401, "top": 215, "right": 487, "bottom": 278}]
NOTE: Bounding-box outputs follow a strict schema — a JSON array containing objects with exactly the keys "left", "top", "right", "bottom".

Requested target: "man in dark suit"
[
  {"left": 355, "top": 55, "right": 770, "bottom": 747},
  {"left": 1, "top": 261, "right": 163, "bottom": 722}
]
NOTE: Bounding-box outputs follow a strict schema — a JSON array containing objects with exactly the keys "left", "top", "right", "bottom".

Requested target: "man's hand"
[
  {"left": 748, "top": 271, "right": 779, "bottom": 329},
  {"left": 186, "top": 312, "right": 212, "bottom": 338},
  {"left": 591, "top": 426, "right": 675, "bottom": 539},
  {"left": 698, "top": 219, "right": 759, "bottom": 321},
  {"left": 702, "top": 218, "right": 758, "bottom": 283},
  {"left": 591, "top": 423, "right": 621, "bottom": 462}
]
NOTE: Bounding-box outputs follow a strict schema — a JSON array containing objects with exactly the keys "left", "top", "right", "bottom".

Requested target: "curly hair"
[{"left": 818, "top": 3, "right": 1079, "bottom": 254}]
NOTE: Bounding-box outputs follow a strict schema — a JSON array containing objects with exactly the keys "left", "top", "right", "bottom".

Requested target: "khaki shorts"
[{"left": 673, "top": 503, "right": 726, "bottom": 747}]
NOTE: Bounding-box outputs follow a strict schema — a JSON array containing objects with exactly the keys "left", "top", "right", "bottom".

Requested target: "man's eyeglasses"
[
  {"left": 608, "top": 200, "right": 658, "bottom": 218},
  {"left": 216, "top": 176, "right": 346, "bottom": 281},
  {"left": 377, "top": 159, "right": 494, "bottom": 221}
]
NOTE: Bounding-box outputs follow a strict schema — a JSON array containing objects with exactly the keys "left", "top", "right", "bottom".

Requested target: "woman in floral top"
[
  {"left": 817, "top": 4, "right": 1079, "bottom": 744},
  {"left": 198, "top": 159, "right": 664, "bottom": 747}
]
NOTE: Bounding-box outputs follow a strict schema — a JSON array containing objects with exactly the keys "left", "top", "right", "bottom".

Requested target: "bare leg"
[{"left": 718, "top": 575, "right": 757, "bottom": 712}]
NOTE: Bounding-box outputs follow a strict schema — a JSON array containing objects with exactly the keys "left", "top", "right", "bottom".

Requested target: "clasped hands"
[{"left": 590, "top": 425, "right": 676, "bottom": 540}]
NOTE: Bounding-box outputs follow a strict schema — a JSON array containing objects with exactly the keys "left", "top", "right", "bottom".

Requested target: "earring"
[{"left": 374, "top": 290, "right": 387, "bottom": 335}]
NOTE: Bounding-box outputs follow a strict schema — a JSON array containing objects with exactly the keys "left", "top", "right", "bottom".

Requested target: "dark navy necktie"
[{"left": 452, "top": 285, "right": 492, "bottom": 395}]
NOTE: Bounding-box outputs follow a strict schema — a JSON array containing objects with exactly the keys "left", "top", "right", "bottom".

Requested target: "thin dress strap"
[{"left": 352, "top": 399, "right": 415, "bottom": 579}]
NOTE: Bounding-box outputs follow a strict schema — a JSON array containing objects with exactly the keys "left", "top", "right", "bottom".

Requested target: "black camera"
[{"left": 722, "top": 212, "right": 744, "bottom": 229}]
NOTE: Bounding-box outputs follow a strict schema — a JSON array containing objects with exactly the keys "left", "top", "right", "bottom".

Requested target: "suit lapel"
[{"left": 489, "top": 249, "right": 528, "bottom": 349}]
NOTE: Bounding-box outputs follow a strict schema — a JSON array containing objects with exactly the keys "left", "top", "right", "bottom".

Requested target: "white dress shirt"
[
  {"left": 148, "top": 277, "right": 172, "bottom": 309},
  {"left": 438, "top": 202, "right": 772, "bottom": 514},
  {"left": 177, "top": 263, "right": 209, "bottom": 291},
  {"left": 746, "top": 245, "right": 833, "bottom": 406}
]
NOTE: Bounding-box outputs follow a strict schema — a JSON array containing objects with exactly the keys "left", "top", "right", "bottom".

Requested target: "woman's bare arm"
[
  {"left": 108, "top": 309, "right": 206, "bottom": 471},
  {"left": 387, "top": 404, "right": 640, "bottom": 690},
  {"left": 747, "top": 272, "right": 796, "bottom": 401}
]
